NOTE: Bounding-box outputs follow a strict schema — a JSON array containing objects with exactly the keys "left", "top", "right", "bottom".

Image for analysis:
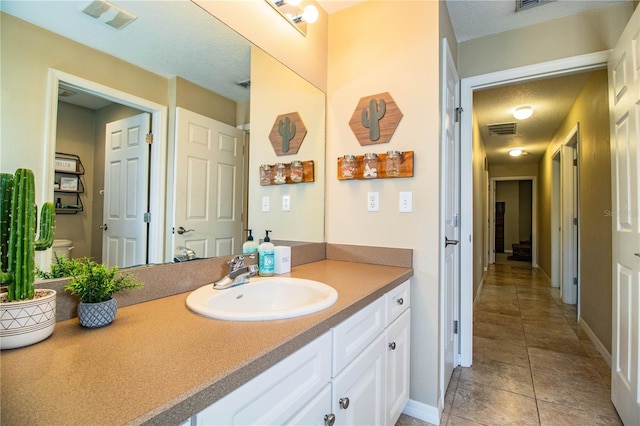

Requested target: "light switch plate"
[
  {"left": 282, "top": 195, "right": 290, "bottom": 211},
  {"left": 399, "top": 191, "right": 412, "bottom": 212},
  {"left": 262, "top": 196, "right": 270, "bottom": 212}
]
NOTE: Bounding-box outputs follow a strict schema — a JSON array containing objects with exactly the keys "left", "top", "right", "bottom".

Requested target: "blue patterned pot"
[{"left": 77, "top": 298, "right": 117, "bottom": 328}]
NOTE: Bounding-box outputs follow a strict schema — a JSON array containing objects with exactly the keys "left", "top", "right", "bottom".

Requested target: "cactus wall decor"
[
  {"left": 268, "top": 112, "right": 307, "bottom": 156},
  {"left": 278, "top": 116, "right": 296, "bottom": 153},
  {"left": 0, "top": 169, "right": 55, "bottom": 301},
  {"left": 361, "top": 98, "right": 386, "bottom": 141},
  {"left": 349, "top": 92, "right": 403, "bottom": 146}
]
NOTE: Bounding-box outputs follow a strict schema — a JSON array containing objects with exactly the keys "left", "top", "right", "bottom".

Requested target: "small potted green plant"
[{"left": 64, "top": 259, "right": 143, "bottom": 328}]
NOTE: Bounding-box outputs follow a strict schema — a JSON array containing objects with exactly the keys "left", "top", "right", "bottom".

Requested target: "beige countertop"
[{"left": 1, "top": 259, "right": 412, "bottom": 425}]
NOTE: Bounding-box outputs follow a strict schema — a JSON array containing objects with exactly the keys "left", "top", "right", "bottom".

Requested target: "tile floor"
[{"left": 397, "top": 258, "right": 622, "bottom": 426}]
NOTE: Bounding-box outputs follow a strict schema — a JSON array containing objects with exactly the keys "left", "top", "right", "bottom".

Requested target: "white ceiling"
[{"left": 3, "top": 0, "right": 629, "bottom": 166}]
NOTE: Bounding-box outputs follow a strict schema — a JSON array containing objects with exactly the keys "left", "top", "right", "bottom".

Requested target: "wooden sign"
[
  {"left": 269, "top": 112, "right": 307, "bottom": 156},
  {"left": 349, "top": 92, "right": 403, "bottom": 146}
]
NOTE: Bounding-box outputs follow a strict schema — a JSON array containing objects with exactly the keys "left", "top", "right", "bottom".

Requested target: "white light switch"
[
  {"left": 282, "top": 195, "right": 290, "bottom": 211},
  {"left": 399, "top": 192, "right": 412, "bottom": 212},
  {"left": 262, "top": 196, "right": 270, "bottom": 212}
]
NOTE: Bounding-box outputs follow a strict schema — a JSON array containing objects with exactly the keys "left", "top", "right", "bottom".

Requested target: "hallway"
[{"left": 399, "top": 260, "right": 623, "bottom": 425}]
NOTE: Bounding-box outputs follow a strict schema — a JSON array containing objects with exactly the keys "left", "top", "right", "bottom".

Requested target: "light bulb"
[
  {"left": 513, "top": 106, "right": 533, "bottom": 120},
  {"left": 302, "top": 5, "right": 318, "bottom": 23},
  {"left": 509, "top": 149, "right": 523, "bottom": 157}
]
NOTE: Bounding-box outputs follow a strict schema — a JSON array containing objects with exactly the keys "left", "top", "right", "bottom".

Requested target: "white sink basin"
[{"left": 186, "top": 277, "right": 338, "bottom": 321}]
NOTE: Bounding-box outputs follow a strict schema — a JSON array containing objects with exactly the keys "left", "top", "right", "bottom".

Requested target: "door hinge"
[
  {"left": 455, "top": 107, "right": 463, "bottom": 123},
  {"left": 573, "top": 217, "right": 578, "bottom": 226},
  {"left": 454, "top": 320, "right": 459, "bottom": 334},
  {"left": 146, "top": 133, "right": 153, "bottom": 144},
  {"left": 573, "top": 158, "right": 577, "bottom": 166},
  {"left": 143, "top": 212, "right": 151, "bottom": 223},
  {"left": 573, "top": 277, "right": 578, "bottom": 285}
]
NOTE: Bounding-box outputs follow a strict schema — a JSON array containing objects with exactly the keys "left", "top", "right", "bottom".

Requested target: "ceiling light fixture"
[
  {"left": 509, "top": 148, "right": 524, "bottom": 157},
  {"left": 513, "top": 106, "right": 534, "bottom": 120},
  {"left": 266, "top": 0, "right": 318, "bottom": 35}
]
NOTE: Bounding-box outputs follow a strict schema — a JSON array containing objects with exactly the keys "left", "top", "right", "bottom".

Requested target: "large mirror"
[{"left": 0, "top": 1, "right": 325, "bottom": 273}]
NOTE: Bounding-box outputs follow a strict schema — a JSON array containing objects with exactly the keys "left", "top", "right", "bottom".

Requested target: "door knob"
[
  {"left": 635, "top": 253, "right": 640, "bottom": 258},
  {"left": 176, "top": 226, "right": 194, "bottom": 235},
  {"left": 445, "top": 237, "right": 459, "bottom": 247},
  {"left": 99, "top": 224, "right": 108, "bottom": 231}
]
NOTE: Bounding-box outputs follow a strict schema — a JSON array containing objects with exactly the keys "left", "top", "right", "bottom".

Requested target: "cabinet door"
[
  {"left": 194, "top": 332, "right": 331, "bottom": 425},
  {"left": 332, "top": 333, "right": 385, "bottom": 426},
  {"left": 385, "top": 309, "right": 411, "bottom": 426},
  {"left": 284, "top": 383, "right": 332, "bottom": 426},
  {"left": 332, "top": 296, "right": 384, "bottom": 377}
]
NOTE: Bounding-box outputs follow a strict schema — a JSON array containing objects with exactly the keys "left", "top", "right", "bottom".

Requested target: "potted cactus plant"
[
  {"left": 64, "top": 259, "right": 142, "bottom": 328},
  {"left": 0, "top": 168, "right": 56, "bottom": 350}
]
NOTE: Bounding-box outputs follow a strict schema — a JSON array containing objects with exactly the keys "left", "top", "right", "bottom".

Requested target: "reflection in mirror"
[{"left": 0, "top": 1, "right": 325, "bottom": 276}]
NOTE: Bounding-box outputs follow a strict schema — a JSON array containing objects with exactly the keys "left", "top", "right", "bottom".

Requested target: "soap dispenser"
[
  {"left": 258, "top": 230, "right": 275, "bottom": 276},
  {"left": 242, "top": 229, "right": 259, "bottom": 253}
]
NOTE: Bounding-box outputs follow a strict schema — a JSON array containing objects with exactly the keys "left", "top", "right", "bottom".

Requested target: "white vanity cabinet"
[{"left": 191, "top": 280, "right": 411, "bottom": 426}]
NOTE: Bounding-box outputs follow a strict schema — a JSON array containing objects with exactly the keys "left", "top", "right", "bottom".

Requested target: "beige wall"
[
  {"left": 537, "top": 70, "right": 612, "bottom": 351},
  {"left": 327, "top": 1, "right": 442, "bottom": 408},
  {"left": 194, "top": 0, "right": 328, "bottom": 92},
  {"left": 472, "top": 115, "right": 487, "bottom": 300},
  {"left": 55, "top": 102, "right": 96, "bottom": 259},
  {"left": 174, "top": 77, "right": 238, "bottom": 127},
  {"left": 249, "top": 46, "right": 326, "bottom": 242},
  {"left": 457, "top": 3, "right": 633, "bottom": 78}
]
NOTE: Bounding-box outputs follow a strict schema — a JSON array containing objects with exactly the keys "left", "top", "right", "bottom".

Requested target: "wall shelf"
[
  {"left": 259, "top": 160, "right": 314, "bottom": 186},
  {"left": 54, "top": 152, "right": 85, "bottom": 214},
  {"left": 337, "top": 151, "right": 414, "bottom": 180}
]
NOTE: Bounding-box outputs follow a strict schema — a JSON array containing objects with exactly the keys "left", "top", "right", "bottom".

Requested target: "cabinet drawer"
[
  {"left": 385, "top": 279, "right": 410, "bottom": 326},
  {"left": 194, "top": 332, "right": 331, "bottom": 425},
  {"left": 332, "top": 296, "right": 384, "bottom": 377}
]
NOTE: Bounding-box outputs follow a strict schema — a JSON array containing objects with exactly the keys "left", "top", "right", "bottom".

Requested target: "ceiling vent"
[
  {"left": 488, "top": 122, "right": 517, "bottom": 136},
  {"left": 516, "top": 0, "right": 554, "bottom": 12}
]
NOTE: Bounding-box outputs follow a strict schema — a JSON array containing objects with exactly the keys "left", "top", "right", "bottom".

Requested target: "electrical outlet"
[
  {"left": 367, "top": 192, "right": 379, "bottom": 212},
  {"left": 261, "top": 196, "right": 270, "bottom": 212},
  {"left": 282, "top": 195, "right": 290, "bottom": 211},
  {"left": 399, "top": 191, "right": 412, "bottom": 212}
]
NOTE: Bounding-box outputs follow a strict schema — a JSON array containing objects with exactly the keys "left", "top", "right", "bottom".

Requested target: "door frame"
[
  {"left": 459, "top": 50, "right": 610, "bottom": 366},
  {"left": 488, "top": 177, "right": 537, "bottom": 266},
  {"left": 43, "top": 69, "right": 168, "bottom": 268}
]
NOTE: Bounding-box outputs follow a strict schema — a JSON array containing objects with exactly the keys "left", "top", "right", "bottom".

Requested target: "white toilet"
[{"left": 52, "top": 239, "right": 74, "bottom": 259}]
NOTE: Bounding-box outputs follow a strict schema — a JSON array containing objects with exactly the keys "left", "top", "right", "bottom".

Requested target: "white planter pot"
[
  {"left": 0, "top": 289, "right": 57, "bottom": 350},
  {"left": 77, "top": 298, "right": 117, "bottom": 328}
]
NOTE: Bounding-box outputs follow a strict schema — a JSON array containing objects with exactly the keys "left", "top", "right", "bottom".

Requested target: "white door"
[
  {"left": 173, "top": 108, "right": 245, "bottom": 259},
  {"left": 441, "top": 38, "right": 461, "bottom": 398},
  {"left": 609, "top": 6, "right": 640, "bottom": 424},
  {"left": 103, "top": 112, "right": 150, "bottom": 268}
]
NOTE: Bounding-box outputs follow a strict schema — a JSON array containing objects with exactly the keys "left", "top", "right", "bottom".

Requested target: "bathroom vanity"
[{"left": 0, "top": 257, "right": 412, "bottom": 425}]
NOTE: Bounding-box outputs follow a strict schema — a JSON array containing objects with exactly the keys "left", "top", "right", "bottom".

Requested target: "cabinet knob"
[
  {"left": 324, "top": 413, "right": 336, "bottom": 426},
  {"left": 389, "top": 342, "right": 396, "bottom": 350},
  {"left": 339, "top": 397, "right": 350, "bottom": 409},
  {"left": 396, "top": 297, "right": 404, "bottom": 305}
]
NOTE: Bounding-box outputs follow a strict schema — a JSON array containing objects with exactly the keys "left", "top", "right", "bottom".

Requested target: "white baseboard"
[
  {"left": 403, "top": 399, "right": 440, "bottom": 425},
  {"left": 579, "top": 317, "right": 612, "bottom": 368}
]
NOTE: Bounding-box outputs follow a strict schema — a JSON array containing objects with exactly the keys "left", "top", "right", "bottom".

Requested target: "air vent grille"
[
  {"left": 488, "top": 122, "right": 517, "bottom": 136},
  {"left": 516, "top": 0, "right": 554, "bottom": 12}
]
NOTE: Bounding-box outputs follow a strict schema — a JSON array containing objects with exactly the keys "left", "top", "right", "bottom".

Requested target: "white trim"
[
  {"left": 44, "top": 69, "right": 168, "bottom": 268},
  {"left": 403, "top": 399, "right": 440, "bottom": 425},
  {"left": 459, "top": 50, "right": 610, "bottom": 367},
  {"left": 579, "top": 318, "right": 612, "bottom": 368}
]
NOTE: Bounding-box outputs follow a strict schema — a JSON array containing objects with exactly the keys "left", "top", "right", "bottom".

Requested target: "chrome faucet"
[
  {"left": 213, "top": 255, "right": 258, "bottom": 289},
  {"left": 174, "top": 246, "right": 196, "bottom": 262}
]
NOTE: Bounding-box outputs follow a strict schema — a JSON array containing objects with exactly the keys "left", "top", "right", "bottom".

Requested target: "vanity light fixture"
[
  {"left": 81, "top": 0, "right": 137, "bottom": 30},
  {"left": 512, "top": 106, "right": 534, "bottom": 120},
  {"left": 266, "top": 0, "right": 319, "bottom": 35}
]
